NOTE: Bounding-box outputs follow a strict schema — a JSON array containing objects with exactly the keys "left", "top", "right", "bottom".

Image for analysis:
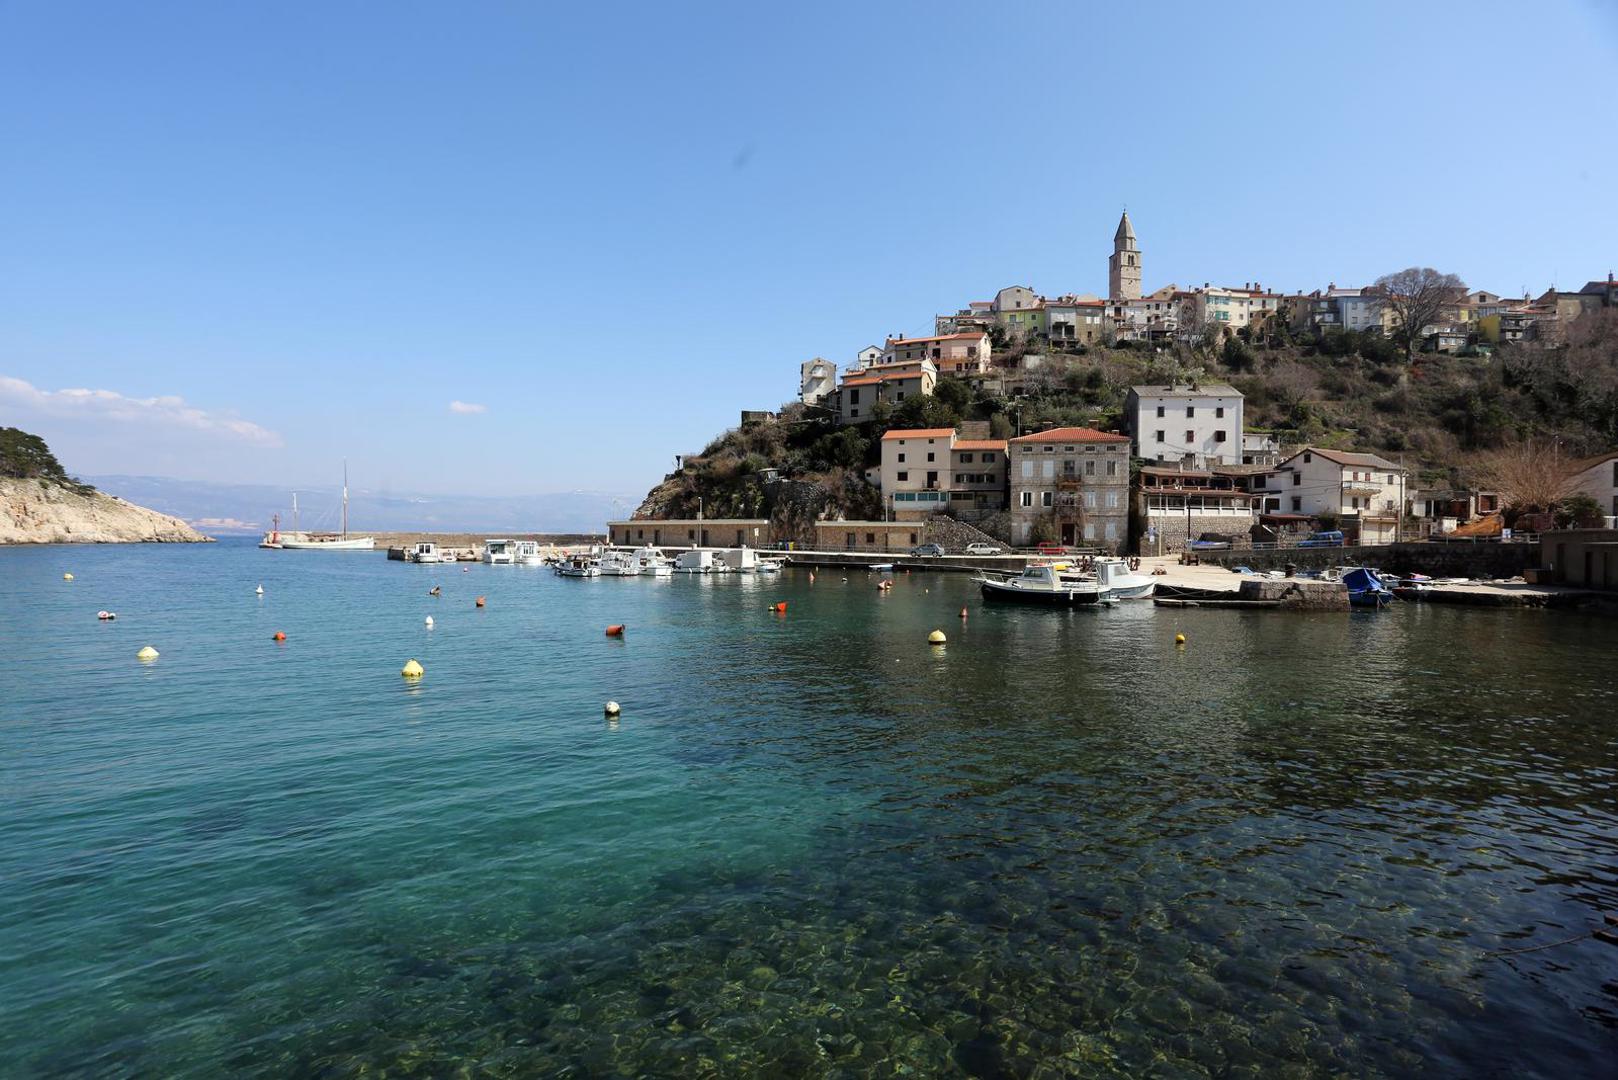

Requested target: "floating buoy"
[
  {"left": 63, "top": 573, "right": 74, "bottom": 581},
  {"left": 424, "top": 615, "right": 435, "bottom": 628},
  {"left": 960, "top": 607, "right": 968, "bottom": 619},
  {"left": 928, "top": 630, "right": 947, "bottom": 645},
  {"left": 474, "top": 596, "right": 486, "bottom": 608},
  {"left": 461, "top": 567, "right": 470, "bottom": 573},
  {"left": 256, "top": 584, "right": 264, "bottom": 596},
  {"left": 136, "top": 646, "right": 159, "bottom": 661},
  {"left": 272, "top": 631, "right": 286, "bottom": 642},
  {"left": 771, "top": 602, "right": 787, "bottom": 614},
  {"left": 604, "top": 700, "right": 621, "bottom": 717},
  {"left": 605, "top": 624, "right": 625, "bottom": 637},
  {"left": 1175, "top": 633, "right": 1186, "bottom": 645},
  {"left": 808, "top": 572, "right": 815, "bottom": 583},
  {"left": 401, "top": 659, "right": 424, "bottom": 678},
  {"left": 429, "top": 586, "right": 441, "bottom": 597},
  {"left": 97, "top": 610, "right": 116, "bottom": 620}
]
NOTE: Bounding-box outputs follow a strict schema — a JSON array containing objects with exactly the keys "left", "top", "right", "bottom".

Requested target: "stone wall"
[
  {"left": 924, "top": 514, "right": 1005, "bottom": 553},
  {"left": 1140, "top": 514, "right": 1252, "bottom": 555},
  {"left": 1204, "top": 542, "right": 1540, "bottom": 579},
  {"left": 1237, "top": 578, "right": 1347, "bottom": 610}
]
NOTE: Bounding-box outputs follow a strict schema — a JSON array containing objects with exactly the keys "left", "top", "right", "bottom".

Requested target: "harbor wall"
[
  {"left": 1202, "top": 542, "right": 1540, "bottom": 579},
  {"left": 1237, "top": 578, "right": 1348, "bottom": 610}
]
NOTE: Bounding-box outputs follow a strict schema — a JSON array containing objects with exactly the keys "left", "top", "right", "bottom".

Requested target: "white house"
[
  {"left": 1257, "top": 447, "right": 1409, "bottom": 544},
  {"left": 800, "top": 357, "right": 837, "bottom": 406},
  {"left": 1125, "top": 383, "right": 1245, "bottom": 467},
  {"left": 855, "top": 345, "right": 883, "bottom": 369},
  {"left": 1568, "top": 450, "right": 1618, "bottom": 525}
]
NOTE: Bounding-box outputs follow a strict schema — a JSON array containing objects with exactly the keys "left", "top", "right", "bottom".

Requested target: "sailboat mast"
[
  {"left": 342, "top": 461, "right": 349, "bottom": 539},
  {"left": 293, "top": 492, "right": 300, "bottom": 532}
]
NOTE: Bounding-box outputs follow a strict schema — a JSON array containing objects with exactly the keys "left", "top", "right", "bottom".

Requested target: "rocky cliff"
[{"left": 0, "top": 477, "right": 212, "bottom": 544}]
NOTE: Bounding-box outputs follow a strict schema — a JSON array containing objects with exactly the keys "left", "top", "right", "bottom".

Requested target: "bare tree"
[
  {"left": 1370, "top": 267, "right": 1466, "bottom": 362},
  {"left": 1474, "top": 440, "right": 1576, "bottom": 514}
]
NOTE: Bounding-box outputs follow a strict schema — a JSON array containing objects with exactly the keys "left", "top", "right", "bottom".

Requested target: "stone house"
[
  {"left": 608, "top": 519, "right": 771, "bottom": 548},
  {"left": 1125, "top": 383, "right": 1245, "bottom": 467},
  {"left": 1007, "top": 427, "right": 1131, "bottom": 550}
]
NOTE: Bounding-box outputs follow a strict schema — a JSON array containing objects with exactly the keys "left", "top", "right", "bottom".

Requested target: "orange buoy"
[
  {"left": 475, "top": 596, "right": 486, "bottom": 608},
  {"left": 272, "top": 631, "right": 286, "bottom": 642},
  {"left": 772, "top": 602, "right": 787, "bottom": 614},
  {"left": 605, "top": 624, "right": 625, "bottom": 637}
]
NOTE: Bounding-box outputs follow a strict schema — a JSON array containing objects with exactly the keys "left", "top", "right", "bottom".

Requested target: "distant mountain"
[{"left": 83, "top": 476, "right": 634, "bottom": 535}]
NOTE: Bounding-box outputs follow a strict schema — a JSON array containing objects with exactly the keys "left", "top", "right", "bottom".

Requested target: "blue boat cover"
[{"left": 1342, "top": 568, "right": 1388, "bottom": 593}]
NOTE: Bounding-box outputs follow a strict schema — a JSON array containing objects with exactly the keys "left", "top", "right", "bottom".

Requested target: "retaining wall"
[{"left": 1203, "top": 543, "right": 1540, "bottom": 579}]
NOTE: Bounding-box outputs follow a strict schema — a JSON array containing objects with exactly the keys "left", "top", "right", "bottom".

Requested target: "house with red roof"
[
  {"left": 1007, "top": 427, "right": 1132, "bottom": 550},
  {"left": 877, "top": 428, "right": 1008, "bottom": 520}
]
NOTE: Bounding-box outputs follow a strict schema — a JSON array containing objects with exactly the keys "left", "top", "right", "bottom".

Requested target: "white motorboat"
[
  {"left": 408, "top": 541, "right": 442, "bottom": 564},
  {"left": 279, "top": 464, "right": 375, "bottom": 550},
  {"left": 979, "top": 563, "right": 1107, "bottom": 605},
  {"left": 634, "top": 546, "right": 674, "bottom": 576},
  {"left": 513, "top": 540, "right": 547, "bottom": 565},
  {"left": 556, "top": 555, "right": 600, "bottom": 578},
  {"left": 717, "top": 547, "right": 759, "bottom": 573},
  {"left": 483, "top": 539, "right": 516, "bottom": 565},
  {"left": 756, "top": 557, "right": 784, "bottom": 573},
  {"left": 598, "top": 550, "right": 641, "bottom": 576},
  {"left": 1094, "top": 558, "right": 1156, "bottom": 600}
]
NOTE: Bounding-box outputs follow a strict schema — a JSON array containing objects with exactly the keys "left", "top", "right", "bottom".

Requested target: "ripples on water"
[{"left": 2, "top": 541, "right": 1615, "bottom": 1077}]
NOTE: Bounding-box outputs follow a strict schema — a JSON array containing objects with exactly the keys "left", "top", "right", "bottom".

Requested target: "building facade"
[
  {"left": 876, "top": 428, "right": 1008, "bottom": 520},
  {"left": 1125, "top": 383, "right": 1246, "bottom": 467},
  {"left": 1256, "top": 448, "right": 1409, "bottom": 544},
  {"left": 608, "top": 518, "right": 771, "bottom": 548},
  {"left": 831, "top": 361, "right": 937, "bottom": 425},
  {"left": 1135, "top": 465, "right": 1258, "bottom": 555},
  {"left": 1008, "top": 427, "right": 1131, "bottom": 550},
  {"left": 800, "top": 357, "right": 837, "bottom": 405},
  {"left": 1568, "top": 451, "right": 1618, "bottom": 523},
  {"left": 880, "top": 331, "right": 990, "bottom": 375},
  {"left": 1107, "top": 211, "right": 1141, "bottom": 300}
]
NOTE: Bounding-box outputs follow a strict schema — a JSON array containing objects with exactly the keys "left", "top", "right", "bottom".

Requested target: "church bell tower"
[{"left": 1108, "top": 211, "right": 1141, "bottom": 300}]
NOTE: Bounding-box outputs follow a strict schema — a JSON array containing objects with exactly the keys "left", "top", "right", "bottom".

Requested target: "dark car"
[
  {"left": 909, "top": 543, "right": 945, "bottom": 557},
  {"left": 1298, "top": 530, "right": 1345, "bottom": 548}
]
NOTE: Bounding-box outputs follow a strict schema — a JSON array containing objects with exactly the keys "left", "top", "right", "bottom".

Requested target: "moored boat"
[
  {"left": 556, "top": 554, "right": 600, "bottom": 578},
  {"left": 483, "top": 539, "right": 516, "bottom": 564},
  {"left": 1343, "top": 567, "right": 1394, "bottom": 608},
  {"left": 979, "top": 564, "right": 1107, "bottom": 605}
]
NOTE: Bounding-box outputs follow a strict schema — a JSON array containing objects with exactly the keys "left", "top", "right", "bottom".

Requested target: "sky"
[{"left": 2, "top": 1, "right": 1615, "bottom": 500}]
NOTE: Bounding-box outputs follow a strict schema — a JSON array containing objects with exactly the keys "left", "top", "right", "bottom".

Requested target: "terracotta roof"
[
  {"left": 886, "top": 332, "right": 987, "bottom": 345},
  {"left": 1010, "top": 426, "right": 1129, "bottom": 445},
  {"left": 880, "top": 427, "right": 956, "bottom": 441},
  {"left": 953, "top": 439, "right": 1007, "bottom": 452},
  {"left": 841, "top": 371, "right": 922, "bottom": 388},
  {"left": 1284, "top": 447, "right": 1404, "bottom": 471}
]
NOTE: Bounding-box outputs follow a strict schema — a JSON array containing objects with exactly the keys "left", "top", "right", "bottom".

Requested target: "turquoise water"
[{"left": 2, "top": 540, "right": 1615, "bottom": 1077}]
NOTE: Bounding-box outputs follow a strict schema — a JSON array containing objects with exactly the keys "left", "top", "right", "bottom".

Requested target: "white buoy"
[
  {"left": 256, "top": 584, "right": 264, "bottom": 596},
  {"left": 604, "top": 700, "right": 621, "bottom": 717},
  {"left": 425, "top": 615, "right": 435, "bottom": 629}
]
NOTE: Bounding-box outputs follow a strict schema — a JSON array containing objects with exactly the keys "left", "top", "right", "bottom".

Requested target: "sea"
[{"left": 2, "top": 538, "right": 1615, "bottom": 1077}]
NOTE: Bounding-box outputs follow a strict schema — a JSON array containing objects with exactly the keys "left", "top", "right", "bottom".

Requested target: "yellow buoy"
[
  {"left": 63, "top": 573, "right": 74, "bottom": 581},
  {"left": 928, "top": 630, "right": 947, "bottom": 645},
  {"left": 136, "top": 646, "right": 159, "bottom": 661},
  {"left": 604, "top": 700, "right": 621, "bottom": 717},
  {"left": 401, "top": 659, "right": 424, "bottom": 678},
  {"left": 1175, "top": 633, "right": 1186, "bottom": 645}
]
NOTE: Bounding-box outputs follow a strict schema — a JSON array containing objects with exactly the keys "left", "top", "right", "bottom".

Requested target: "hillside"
[
  {"left": 0, "top": 428, "right": 210, "bottom": 544},
  {"left": 635, "top": 311, "right": 1618, "bottom": 530}
]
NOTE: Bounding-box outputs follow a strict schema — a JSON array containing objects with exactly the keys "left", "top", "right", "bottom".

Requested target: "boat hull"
[
  {"left": 980, "top": 580, "right": 1104, "bottom": 605},
  {"left": 280, "top": 537, "right": 375, "bottom": 550}
]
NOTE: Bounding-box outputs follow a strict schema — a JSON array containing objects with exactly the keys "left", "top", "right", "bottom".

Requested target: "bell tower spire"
[{"left": 1108, "top": 210, "right": 1141, "bottom": 300}]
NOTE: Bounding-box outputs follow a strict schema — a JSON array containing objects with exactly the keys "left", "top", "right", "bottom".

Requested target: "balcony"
[{"left": 1341, "top": 481, "right": 1381, "bottom": 496}]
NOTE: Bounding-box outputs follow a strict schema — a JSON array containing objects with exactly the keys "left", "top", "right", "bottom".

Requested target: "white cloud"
[
  {"left": 449, "top": 400, "right": 487, "bottom": 415},
  {"left": 0, "top": 375, "right": 283, "bottom": 447}
]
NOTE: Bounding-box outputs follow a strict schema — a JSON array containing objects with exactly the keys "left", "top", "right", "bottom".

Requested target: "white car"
[{"left": 965, "top": 542, "right": 1004, "bottom": 556}]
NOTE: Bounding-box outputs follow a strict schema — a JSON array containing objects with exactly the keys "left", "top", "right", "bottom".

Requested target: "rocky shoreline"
[{"left": 0, "top": 477, "right": 211, "bottom": 545}]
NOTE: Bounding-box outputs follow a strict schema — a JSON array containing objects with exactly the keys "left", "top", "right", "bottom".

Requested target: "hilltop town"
[{"left": 620, "top": 214, "right": 1617, "bottom": 556}]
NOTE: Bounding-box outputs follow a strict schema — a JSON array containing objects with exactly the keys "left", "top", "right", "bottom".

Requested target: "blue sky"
[{"left": 2, "top": 1, "right": 1615, "bottom": 499}]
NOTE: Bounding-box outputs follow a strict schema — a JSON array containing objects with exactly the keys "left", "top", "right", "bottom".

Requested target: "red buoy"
[
  {"left": 605, "top": 624, "right": 625, "bottom": 637},
  {"left": 273, "top": 631, "right": 287, "bottom": 642}
]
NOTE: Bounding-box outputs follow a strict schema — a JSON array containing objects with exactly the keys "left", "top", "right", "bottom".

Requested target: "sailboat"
[{"left": 280, "top": 463, "right": 376, "bottom": 550}]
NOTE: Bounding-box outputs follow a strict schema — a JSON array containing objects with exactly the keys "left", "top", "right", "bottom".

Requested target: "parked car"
[
  {"left": 1035, "top": 543, "right": 1070, "bottom": 556},
  {"left": 1298, "top": 530, "right": 1345, "bottom": 548},
  {"left": 965, "top": 542, "right": 1004, "bottom": 556},
  {"left": 909, "top": 543, "right": 945, "bottom": 557}
]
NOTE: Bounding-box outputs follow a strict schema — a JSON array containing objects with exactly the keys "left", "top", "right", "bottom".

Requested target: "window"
[
  {"left": 1291, "top": 497, "right": 1301, "bottom": 511},
  {"left": 897, "top": 452, "right": 906, "bottom": 463},
  {"left": 1350, "top": 497, "right": 1359, "bottom": 509},
  {"left": 1107, "top": 460, "right": 1118, "bottom": 477},
  {"left": 1156, "top": 405, "right": 1165, "bottom": 418},
  {"left": 850, "top": 408, "right": 859, "bottom": 418},
  {"left": 1042, "top": 491, "right": 1053, "bottom": 507},
  {"left": 850, "top": 389, "right": 860, "bottom": 403},
  {"left": 1021, "top": 461, "right": 1033, "bottom": 478},
  {"left": 865, "top": 533, "right": 875, "bottom": 543},
  {"left": 959, "top": 453, "right": 973, "bottom": 464},
  {"left": 1186, "top": 406, "right": 1195, "bottom": 417},
  {"left": 1214, "top": 430, "right": 1227, "bottom": 443},
  {"left": 1215, "top": 407, "right": 1225, "bottom": 418},
  {"left": 1303, "top": 453, "right": 1312, "bottom": 463},
  {"left": 1155, "top": 430, "right": 1165, "bottom": 443},
  {"left": 1064, "top": 445, "right": 1075, "bottom": 453},
  {"left": 1086, "top": 460, "right": 1096, "bottom": 476},
  {"left": 1185, "top": 430, "right": 1195, "bottom": 443},
  {"left": 896, "top": 391, "right": 905, "bottom": 401},
  {"left": 1084, "top": 492, "right": 1097, "bottom": 508},
  {"left": 1104, "top": 522, "right": 1117, "bottom": 540},
  {"left": 1042, "top": 460, "right": 1054, "bottom": 478},
  {"left": 1021, "top": 445, "right": 1032, "bottom": 453},
  {"left": 896, "top": 471, "right": 908, "bottom": 482},
  {"left": 1084, "top": 523, "right": 1097, "bottom": 539},
  {"left": 1387, "top": 474, "right": 1396, "bottom": 484},
  {"left": 910, "top": 533, "right": 918, "bottom": 544},
  {"left": 955, "top": 473, "right": 965, "bottom": 484},
  {"left": 1044, "top": 446, "right": 1054, "bottom": 453},
  {"left": 1021, "top": 491, "right": 1032, "bottom": 507},
  {"left": 1106, "top": 492, "right": 1119, "bottom": 509},
  {"left": 1293, "top": 473, "right": 1301, "bottom": 486},
  {"left": 926, "top": 452, "right": 935, "bottom": 462},
  {"left": 926, "top": 471, "right": 938, "bottom": 487}
]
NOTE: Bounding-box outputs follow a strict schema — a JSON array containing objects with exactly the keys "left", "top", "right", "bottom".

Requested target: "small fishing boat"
[
  {"left": 1093, "top": 558, "right": 1156, "bottom": 600},
  {"left": 408, "top": 541, "right": 443, "bottom": 564},
  {"left": 1391, "top": 573, "right": 1434, "bottom": 601},
  {"left": 598, "top": 550, "right": 641, "bottom": 576},
  {"left": 673, "top": 550, "right": 717, "bottom": 574},
  {"left": 755, "top": 557, "right": 783, "bottom": 573},
  {"left": 513, "top": 540, "right": 547, "bottom": 565},
  {"left": 483, "top": 539, "right": 516, "bottom": 565},
  {"left": 868, "top": 562, "right": 895, "bottom": 573},
  {"left": 556, "top": 555, "right": 600, "bottom": 578},
  {"left": 1342, "top": 567, "right": 1394, "bottom": 608},
  {"left": 979, "top": 563, "right": 1107, "bottom": 605},
  {"left": 634, "top": 547, "right": 674, "bottom": 576}
]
